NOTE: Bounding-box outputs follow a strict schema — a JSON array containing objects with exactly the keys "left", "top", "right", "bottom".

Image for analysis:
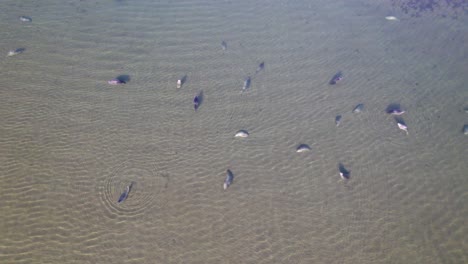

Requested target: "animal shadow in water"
[
  {"left": 197, "top": 90, "right": 204, "bottom": 103},
  {"left": 15, "top": 48, "right": 26, "bottom": 53},
  {"left": 338, "top": 163, "right": 351, "bottom": 180},
  {"left": 161, "top": 173, "right": 170, "bottom": 189},
  {"left": 394, "top": 116, "right": 406, "bottom": 125},
  {"left": 254, "top": 61, "right": 265, "bottom": 75},
  {"left": 386, "top": 103, "right": 402, "bottom": 113},
  {"left": 236, "top": 43, "right": 265, "bottom": 78},
  {"left": 116, "top": 74, "right": 131, "bottom": 84},
  {"left": 180, "top": 75, "right": 188, "bottom": 85}
]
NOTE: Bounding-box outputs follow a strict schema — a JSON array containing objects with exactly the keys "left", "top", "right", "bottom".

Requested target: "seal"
[
  {"left": 118, "top": 182, "right": 134, "bottom": 203},
  {"left": 242, "top": 77, "right": 251, "bottom": 91},
  {"left": 193, "top": 91, "right": 203, "bottom": 111},
  {"left": 329, "top": 71, "right": 343, "bottom": 85},
  {"left": 108, "top": 79, "right": 125, "bottom": 85},
  {"left": 256, "top": 62, "right": 265, "bottom": 74},
  {"left": 224, "top": 169, "right": 234, "bottom": 190},
  {"left": 338, "top": 163, "right": 350, "bottom": 180},
  {"left": 387, "top": 109, "right": 405, "bottom": 115},
  {"left": 353, "top": 103, "right": 364, "bottom": 113},
  {"left": 296, "top": 144, "right": 311, "bottom": 153},
  {"left": 7, "top": 48, "right": 25, "bottom": 57},
  {"left": 397, "top": 122, "right": 408, "bottom": 134},
  {"left": 19, "top": 16, "right": 32, "bottom": 22},
  {"left": 335, "top": 115, "right": 342, "bottom": 126},
  {"left": 234, "top": 130, "right": 249, "bottom": 138},
  {"left": 177, "top": 75, "right": 187, "bottom": 89}
]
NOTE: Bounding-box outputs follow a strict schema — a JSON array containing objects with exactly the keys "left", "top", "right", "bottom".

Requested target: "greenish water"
[{"left": 0, "top": 0, "right": 466, "bottom": 263}]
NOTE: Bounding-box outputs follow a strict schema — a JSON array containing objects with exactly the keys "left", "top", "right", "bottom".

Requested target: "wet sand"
[{"left": 0, "top": 0, "right": 467, "bottom": 263}]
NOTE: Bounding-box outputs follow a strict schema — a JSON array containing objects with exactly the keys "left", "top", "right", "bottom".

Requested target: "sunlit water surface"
[{"left": 0, "top": 0, "right": 466, "bottom": 263}]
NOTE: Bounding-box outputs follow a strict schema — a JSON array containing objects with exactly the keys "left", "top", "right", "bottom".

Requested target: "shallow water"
[{"left": 0, "top": 0, "right": 467, "bottom": 263}]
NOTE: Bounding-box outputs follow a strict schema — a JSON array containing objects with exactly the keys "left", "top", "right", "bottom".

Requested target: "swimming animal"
[
  {"left": 177, "top": 75, "right": 187, "bottom": 88},
  {"left": 385, "top": 16, "right": 399, "bottom": 21},
  {"left": 194, "top": 96, "right": 200, "bottom": 110},
  {"left": 221, "top": 41, "right": 227, "bottom": 51},
  {"left": 329, "top": 71, "right": 343, "bottom": 85},
  {"left": 256, "top": 62, "right": 265, "bottom": 73},
  {"left": 224, "top": 169, "right": 234, "bottom": 190},
  {"left": 387, "top": 109, "right": 405, "bottom": 115},
  {"left": 463, "top": 125, "right": 468, "bottom": 135},
  {"left": 397, "top": 122, "right": 408, "bottom": 134},
  {"left": 19, "top": 16, "right": 32, "bottom": 22},
  {"left": 108, "top": 79, "right": 125, "bottom": 85},
  {"left": 193, "top": 91, "right": 203, "bottom": 110},
  {"left": 353, "top": 104, "right": 364, "bottom": 113},
  {"left": 386, "top": 104, "right": 405, "bottom": 115},
  {"left": 338, "top": 163, "right": 350, "bottom": 180},
  {"left": 296, "top": 144, "right": 311, "bottom": 153},
  {"left": 234, "top": 130, "right": 249, "bottom": 138},
  {"left": 118, "top": 182, "right": 134, "bottom": 203},
  {"left": 7, "top": 48, "right": 25, "bottom": 57},
  {"left": 335, "top": 115, "right": 342, "bottom": 126},
  {"left": 242, "top": 77, "right": 251, "bottom": 91}
]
